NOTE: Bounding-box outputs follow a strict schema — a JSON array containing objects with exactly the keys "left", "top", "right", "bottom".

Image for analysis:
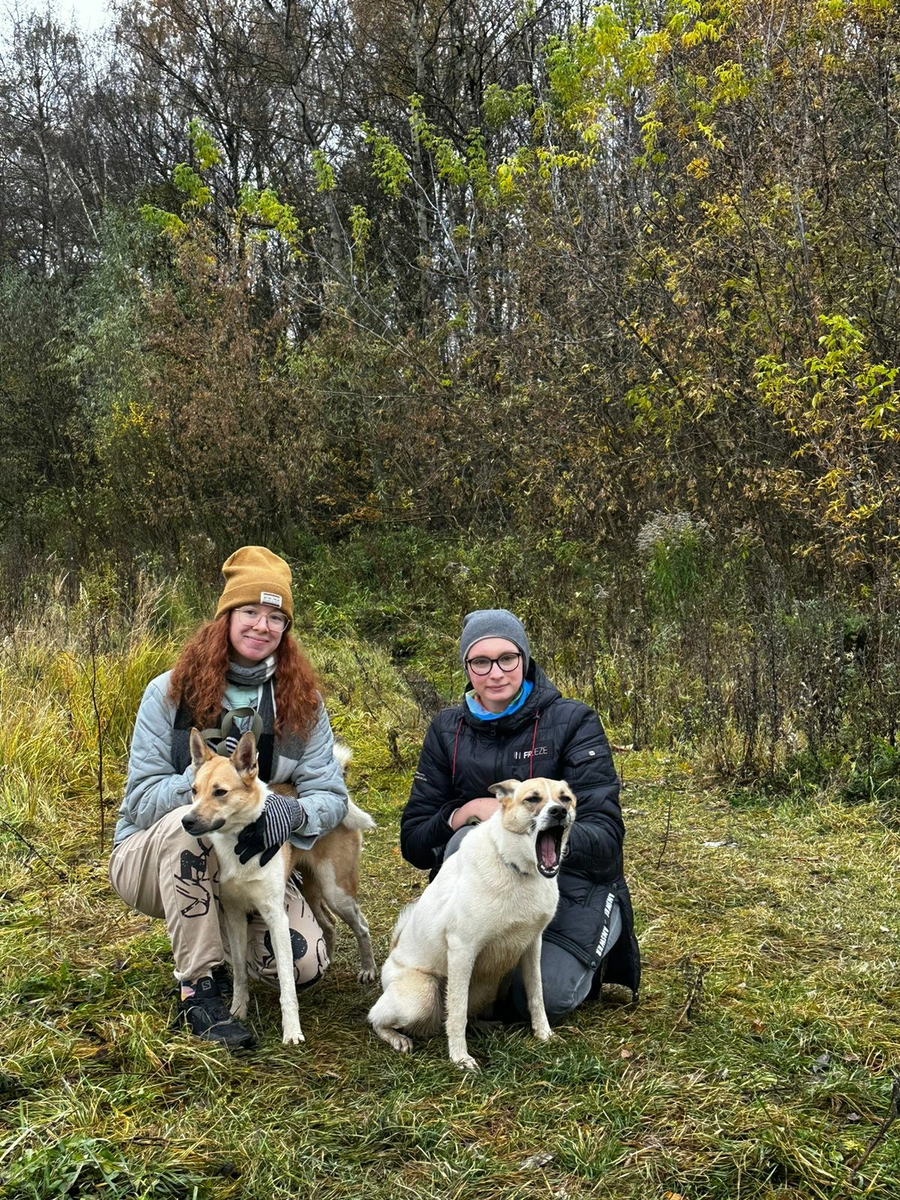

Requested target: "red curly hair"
[{"left": 168, "top": 614, "right": 320, "bottom": 736}]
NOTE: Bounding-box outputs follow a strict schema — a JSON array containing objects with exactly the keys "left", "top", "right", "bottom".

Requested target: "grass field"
[{"left": 2, "top": 625, "right": 900, "bottom": 1199}]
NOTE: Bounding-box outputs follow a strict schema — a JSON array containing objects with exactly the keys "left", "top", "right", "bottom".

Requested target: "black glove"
[{"left": 235, "top": 794, "right": 306, "bottom": 866}]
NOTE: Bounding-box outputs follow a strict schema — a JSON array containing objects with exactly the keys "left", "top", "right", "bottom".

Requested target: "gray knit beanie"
[{"left": 460, "top": 609, "right": 530, "bottom": 676}]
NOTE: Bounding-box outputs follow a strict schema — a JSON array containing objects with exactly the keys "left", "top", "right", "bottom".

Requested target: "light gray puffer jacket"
[{"left": 114, "top": 670, "right": 349, "bottom": 846}]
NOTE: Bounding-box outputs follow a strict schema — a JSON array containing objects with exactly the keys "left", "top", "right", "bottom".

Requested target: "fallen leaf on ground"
[{"left": 522, "top": 1151, "right": 554, "bottom": 1169}]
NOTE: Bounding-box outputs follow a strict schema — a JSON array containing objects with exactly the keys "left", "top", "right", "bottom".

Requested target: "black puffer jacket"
[{"left": 400, "top": 663, "right": 640, "bottom": 998}]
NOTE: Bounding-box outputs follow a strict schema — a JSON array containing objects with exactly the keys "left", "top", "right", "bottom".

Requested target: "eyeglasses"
[
  {"left": 234, "top": 606, "right": 289, "bottom": 632},
  {"left": 465, "top": 652, "right": 522, "bottom": 676}
]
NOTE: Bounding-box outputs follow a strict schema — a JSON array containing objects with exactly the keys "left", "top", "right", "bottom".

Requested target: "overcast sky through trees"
[{"left": 7, "top": 0, "right": 109, "bottom": 34}]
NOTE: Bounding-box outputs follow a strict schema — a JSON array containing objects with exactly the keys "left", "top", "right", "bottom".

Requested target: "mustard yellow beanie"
[{"left": 214, "top": 546, "right": 294, "bottom": 623}]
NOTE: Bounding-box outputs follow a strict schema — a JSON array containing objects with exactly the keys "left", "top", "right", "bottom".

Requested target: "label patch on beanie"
[{"left": 260, "top": 591, "right": 283, "bottom": 607}]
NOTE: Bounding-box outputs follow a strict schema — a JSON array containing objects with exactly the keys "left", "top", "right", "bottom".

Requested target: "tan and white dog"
[
  {"left": 183, "top": 728, "right": 376, "bottom": 1045},
  {"left": 368, "top": 777, "right": 576, "bottom": 1071}
]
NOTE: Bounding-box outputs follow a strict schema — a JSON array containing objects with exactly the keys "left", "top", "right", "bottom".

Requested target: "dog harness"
[
  {"left": 199, "top": 706, "right": 264, "bottom": 754},
  {"left": 173, "top": 681, "right": 276, "bottom": 781}
]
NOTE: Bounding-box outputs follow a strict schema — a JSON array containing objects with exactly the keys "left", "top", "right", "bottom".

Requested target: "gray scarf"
[{"left": 225, "top": 654, "right": 277, "bottom": 688}]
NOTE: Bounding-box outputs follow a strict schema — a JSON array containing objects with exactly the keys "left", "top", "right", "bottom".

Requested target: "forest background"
[
  {"left": 3, "top": 1, "right": 900, "bottom": 1197},
  {"left": 2, "top": 0, "right": 900, "bottom": 789}
]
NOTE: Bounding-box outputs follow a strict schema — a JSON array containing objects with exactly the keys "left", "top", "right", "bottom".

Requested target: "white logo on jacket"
[{"left": 594, "top": 893, "right": 616, "bottom": 959}]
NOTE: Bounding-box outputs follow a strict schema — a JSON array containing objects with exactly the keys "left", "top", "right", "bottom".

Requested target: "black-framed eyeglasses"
[
  {"left": 234, "top": 606, "right": 289, "bottom": 631},
  {"left": 465, "top": 652, "right": 522, "bottom": 677}
]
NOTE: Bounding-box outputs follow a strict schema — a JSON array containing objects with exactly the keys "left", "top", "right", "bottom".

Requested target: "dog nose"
[
  {"left": 182, "top": 814, "right": 197, "bottom": 833},
  {"left": 547, "top": 804, "right": 568, "bottom": 821}
]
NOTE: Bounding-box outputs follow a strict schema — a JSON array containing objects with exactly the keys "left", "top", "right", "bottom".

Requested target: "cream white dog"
[{"left": 368, "top": 777, "right": 576, "bottom": 1071}]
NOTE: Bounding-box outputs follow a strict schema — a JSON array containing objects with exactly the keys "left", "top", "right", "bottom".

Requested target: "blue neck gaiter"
[{"left": 465, "top": 678, "right": 534, "bottom": 721}]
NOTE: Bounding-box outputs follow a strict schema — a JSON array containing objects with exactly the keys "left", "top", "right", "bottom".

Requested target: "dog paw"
[
  {"left": 282, "top": 1030, "right": 305, "bottom": 1045},
  {"left": 357, "top": 968, "right": 378, "bottom": 984},
  {"left": 230, "top": 1000, "right": 249, "bottom": 1019},
  {"left": 453, "top": 1054, "right": 481, "bottom": 1072},
  {"left": 533, "top": 1027, "right": 555, "bottom": 1043},
  {"left": 388, "top": 1032, "right": 414, "bottom": 1053}
]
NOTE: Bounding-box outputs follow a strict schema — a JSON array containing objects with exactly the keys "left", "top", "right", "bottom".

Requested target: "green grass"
[{"left": 2, "top": 621, "right": 900, "bottom": 1199}]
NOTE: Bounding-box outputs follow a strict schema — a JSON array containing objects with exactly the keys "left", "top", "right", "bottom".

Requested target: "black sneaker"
[
  {"left": 211, "top": 962, "right": 233, "bottom": 1005},
  {"left": 178, "top": 975, "right": 255, "bottom": 1051}
]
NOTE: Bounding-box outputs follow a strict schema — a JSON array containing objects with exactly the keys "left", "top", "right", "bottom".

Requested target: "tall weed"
[
  {"left": 2, "top": 529, "right": 897, "bottom": 801},
  {"left": 0, "top": 575, "right": 178, "bottom": 843}
]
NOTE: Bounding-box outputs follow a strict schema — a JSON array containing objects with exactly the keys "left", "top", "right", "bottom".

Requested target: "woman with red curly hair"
[{"left": 109, "top": 547, "right": 348, "bottom": 1051}]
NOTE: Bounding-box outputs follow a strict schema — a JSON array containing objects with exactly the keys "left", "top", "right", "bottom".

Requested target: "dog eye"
[
  {"left": 190, "top": 786, "right": 197, "bottom": 796},
  {"left": 213, "top": 787, "right": 228, "bottom": 798},
  {"left": 525, "top": 795, "right": 541, "bottom": 804}
]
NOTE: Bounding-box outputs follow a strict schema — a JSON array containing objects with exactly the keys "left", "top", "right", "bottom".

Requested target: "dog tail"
[
  {"left": 333, "top": 741, "right": 353, "bottom": 772},
  {"left": 342, "top": 800, "right": 376, "bottom": 832},
  {"left": 389, "top": 901, "right": 417, "bottom": 951},
  {"left": 332, "top": 743, "right": 374, "bottom": 829}
]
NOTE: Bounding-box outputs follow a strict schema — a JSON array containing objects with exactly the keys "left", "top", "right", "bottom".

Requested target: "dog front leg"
[
  {"left": 223, "top": 902, "right": 251, "bottom": 1019},
  {"left": 259, "top": 900, "right": 304, "bottom": 1045},
  {"left": 520, "top": 936, "right": 553, "bottom": 1043},
  {"left": 445, "top": 935, "right": 479, "bottom": 1071}
]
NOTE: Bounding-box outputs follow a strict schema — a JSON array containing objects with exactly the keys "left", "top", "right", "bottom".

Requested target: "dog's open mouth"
[{"left": 536, "top": 825, "right": 565, "bottom": 877}]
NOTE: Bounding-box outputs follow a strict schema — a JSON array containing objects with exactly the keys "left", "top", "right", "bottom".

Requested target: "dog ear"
[
  {"left": 488, "top": 779, "right": 518, "bottom": 800},
  {"left": 231, "top": 730, "right": 258, "bottom": 777},
  {"left": 190, "top": 728, "right": 215, "bottom": 770}
]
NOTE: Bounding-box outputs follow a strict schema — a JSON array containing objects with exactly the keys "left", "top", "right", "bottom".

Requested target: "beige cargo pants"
[{"left": 109, "top": 807, "right": 328, "bottom": 987}]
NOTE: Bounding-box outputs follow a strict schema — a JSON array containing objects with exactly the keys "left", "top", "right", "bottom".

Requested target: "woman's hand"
[
  {"left": 449, "top": 797, "right": 500, "bottom": 831},
  {"left": 235, "top": 794, "right": 306, "bottom": 865}
]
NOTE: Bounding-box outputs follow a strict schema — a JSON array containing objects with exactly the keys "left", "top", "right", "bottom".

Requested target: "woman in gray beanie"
[{"left": 400, "top": 608, "right": 640, "bottom": 1019}]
